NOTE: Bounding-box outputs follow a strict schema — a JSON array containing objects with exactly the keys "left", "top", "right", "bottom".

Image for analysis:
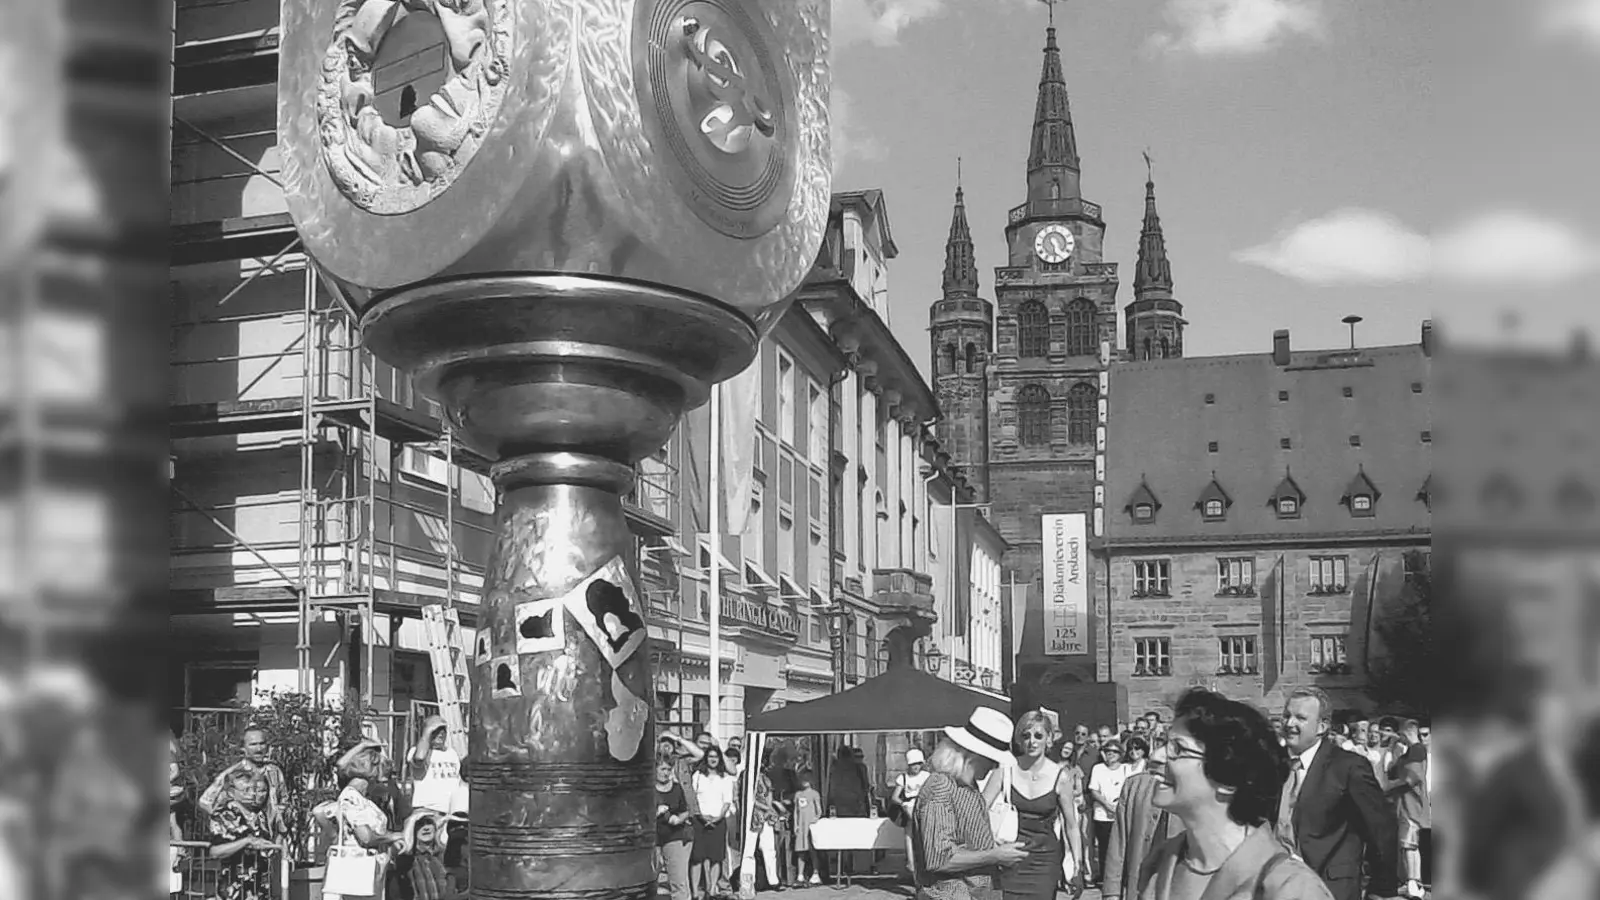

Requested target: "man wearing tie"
[
  {"left": 1276, "top": 687, "right": 1398, "bottom": 900},
  {"left": 1101, "top": 740, "right": 1184, "bottom": 900}
]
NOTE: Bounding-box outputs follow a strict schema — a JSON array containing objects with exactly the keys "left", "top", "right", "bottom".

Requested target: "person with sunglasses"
[{"left": 1001, "top": 712, "right": 1086, "bottom": 900}]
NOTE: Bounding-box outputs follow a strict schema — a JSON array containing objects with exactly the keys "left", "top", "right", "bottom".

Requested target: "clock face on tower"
[{"left": 1033, "top": 223, "right": 1075, "bottom": 264}]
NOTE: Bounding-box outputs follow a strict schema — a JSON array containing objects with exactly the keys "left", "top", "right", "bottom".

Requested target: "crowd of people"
[
  {"left": 170, "top": 715, "right": 469, "bottom": 900},
  {"left": 908, "top": 687, "right": 1431, "bottom": 900}
]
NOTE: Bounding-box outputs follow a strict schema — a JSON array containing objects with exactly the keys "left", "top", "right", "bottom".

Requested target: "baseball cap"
[{"left": 906, "top": 749, "right": 926, "bottom": 766}]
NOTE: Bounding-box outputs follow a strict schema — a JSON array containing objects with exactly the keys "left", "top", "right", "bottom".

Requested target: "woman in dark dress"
[{"left": 1004, "top": 711, "right": 1084, "bottom": 900}]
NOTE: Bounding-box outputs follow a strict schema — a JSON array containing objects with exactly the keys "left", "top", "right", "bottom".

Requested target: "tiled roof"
[{"left": 1106, "top": 343, "right": 1432, "bottom": 544}]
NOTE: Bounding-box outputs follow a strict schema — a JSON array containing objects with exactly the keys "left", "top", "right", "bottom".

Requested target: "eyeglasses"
[
  {"left": 1163, "top": 739, "right": 1205, "bottom": 762},
  {"left": 1022, "top": 731, "right": 1049, "bottom": 740}
]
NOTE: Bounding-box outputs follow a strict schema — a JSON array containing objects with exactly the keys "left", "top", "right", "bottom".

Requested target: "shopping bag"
[
  {"left": 324, "top": 845, "right": 379, "bottom": 896},
  {"left": 990, "top": 765, "right": 1019, "bottom": 843}
]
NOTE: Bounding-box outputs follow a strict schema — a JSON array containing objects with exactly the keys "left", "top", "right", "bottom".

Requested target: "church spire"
[
  {"left": 942, "top": 162, "right": 978, "bottom": 297},
  {"left": 1134, "top": 154, "right": 1173, "bottom": 299},
  {"left": 1025, "top": 20, "right": 1081, "bottom": 204}
]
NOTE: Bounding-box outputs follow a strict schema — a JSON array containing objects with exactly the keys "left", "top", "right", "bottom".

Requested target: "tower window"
[
  {"left": 1278, "top": 390, "right": 1289, "bottom": 401},
  {"left": 1281, "top": 438, "right": 1292, "bottom": 449},
  {"left": 1018, "top": 301, "right": 1049, "bottom": 359},
  {"left": 1142, "top": 337, "right": 1153, "bottom": 361},
  {"left": 1207, "top": 441, "right": 1218, "bottom": 453},
  {"left": 1421, "top": 430, "right": 1432, "bottom": 443},
  {"left": 1160, "top": 336, "right": 1171, "bottom": 358},
  {"left": 1051, "top": 179, "right": 1061, "bottom": 200},
  {"left": 965, "top": 343, "right": 979, "bottom": 373},
  {"left": 941, "top": 343, "right": 957, "bottom": 374},
  {"left": 1067, "top": 382, "right": 1097, "bottom": 445},
  {"left": 1018, "top": 383, "right": 1050, "bottom": 445},
  {"left": 1343, "top": 386, "right": 1354, "bottom": 398},
  {"left": 1066, "top": 299, "right": 1096, "bottom": 356}
]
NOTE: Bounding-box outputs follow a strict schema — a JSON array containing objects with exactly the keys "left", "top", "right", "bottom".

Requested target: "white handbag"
[
  {"left": 989, "top": 765, "right": 1019, "bottom": 843},
  {"left": 323, "top": 807, "right": 381, "bottom": 897}
]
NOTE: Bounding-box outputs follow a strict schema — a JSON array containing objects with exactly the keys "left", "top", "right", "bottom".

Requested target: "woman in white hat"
[{"left": 911, "top": 707, "right": 1030, "bottom": 899}]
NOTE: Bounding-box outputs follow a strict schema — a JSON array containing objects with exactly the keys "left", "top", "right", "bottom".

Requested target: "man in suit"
[
  {"left": 1102, "top": 740, "right": 1184, "bottom": 900},
  {"left": 1275, "top": 687, "right": 1399, "bottom": 900}
]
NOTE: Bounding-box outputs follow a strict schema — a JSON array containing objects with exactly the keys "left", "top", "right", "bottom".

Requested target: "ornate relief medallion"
[
  {"left": 633, "top": 0, "right": 796, "bottom": 239},
  {"left": 315, "top": 0, "right": 511, "bottom": 215}
]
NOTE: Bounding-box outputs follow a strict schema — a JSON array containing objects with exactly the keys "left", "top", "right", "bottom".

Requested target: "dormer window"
[
  {"left": 1269, "top": 470, "right": 1306, "bottom": 520},
  {"left": 1125, "top": 479, "right": 1161, "bottom": 525},
  {"left": 1196, "top": 476, "right": 1231, "bottom": 523},
  {"left": 1342, "top": 468, "right": 1381, "bottom": 518}
]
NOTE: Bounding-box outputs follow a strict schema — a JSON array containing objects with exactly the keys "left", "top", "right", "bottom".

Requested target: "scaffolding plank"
[
  {"left": 171, "top": 213, "right": 297, "bottom": 266},
  {"left": 170, "top": 397, "right": 303, "bottom": 437},
  {"left": 375, "top": 590, "right": 480, "bottom": 627},
  {"left": 170, "top": 585, "right": 299, "bottom": 615},
  {"left": 173, "top": 38, "right": 278, "bottom": 97}
]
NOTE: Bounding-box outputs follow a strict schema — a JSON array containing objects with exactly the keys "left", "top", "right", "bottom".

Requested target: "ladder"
[{"left": 421, "top": 604, "right": 470, "bottom": 758}]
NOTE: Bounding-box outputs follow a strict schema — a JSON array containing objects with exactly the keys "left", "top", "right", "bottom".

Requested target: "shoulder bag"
[
  {"left": 989, "top": 765, "right": 1019, "bottom": 844},
  {"left": 323, "top": 800, "right": 381, "bottom": 897}
]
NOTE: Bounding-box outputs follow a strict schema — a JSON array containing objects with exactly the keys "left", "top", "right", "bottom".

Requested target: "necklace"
[{"left": 1179, "top": 854, "right": 1223, "bottom": 876}]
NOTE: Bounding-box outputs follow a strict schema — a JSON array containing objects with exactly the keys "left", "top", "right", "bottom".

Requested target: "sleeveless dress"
[{"left": 1003, "top": 783, "right": 1065, "bottom": 900}]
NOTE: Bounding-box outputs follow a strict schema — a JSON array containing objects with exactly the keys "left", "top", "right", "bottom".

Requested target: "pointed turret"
[
  {"left": 1134, "top": 173, "right": 1173, "bottom": 300},
  {"left": 1124, "top": 155, "right": 1185, "bottom": 360},
  {"left": 942, "top": 180, "right": 978, "bottom": 297},
  {"left": 1026, "top": 25, "right": 1081, "bottom": 204}
]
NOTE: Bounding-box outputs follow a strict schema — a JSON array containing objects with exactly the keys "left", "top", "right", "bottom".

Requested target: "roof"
[
  {"left": 830, "top": 189, "right": 899, "bottom": 259},
  {"left": 1105, "top": 343, "right": 1433, "bottom": 546},
  {"left": 743, "top": 662, "right": 1006, "bottom": 734}
]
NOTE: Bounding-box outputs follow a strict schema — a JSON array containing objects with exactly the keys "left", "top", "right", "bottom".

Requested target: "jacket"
[
  {"left": 1136, "top": 826, "right": 1334, "bottom": 900},
  {"left": 1104, "top": 772, "right": 1184, "bottom": 900},
  {"left": 1284, "top": 740, "right": 1399, "bottom": 900}
]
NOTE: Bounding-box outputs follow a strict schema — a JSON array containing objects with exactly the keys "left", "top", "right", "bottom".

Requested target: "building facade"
[
  {"left": 930, "top": 20, "right": 1133, "bottom": 718},
  {"left": 1103, "top": 325, "right": 1435, "bottom": 717}
]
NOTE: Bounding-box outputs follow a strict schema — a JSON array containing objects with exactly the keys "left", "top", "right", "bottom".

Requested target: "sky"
[{"left": 826, "top": 0, "right": 1600, "bottom": 377}]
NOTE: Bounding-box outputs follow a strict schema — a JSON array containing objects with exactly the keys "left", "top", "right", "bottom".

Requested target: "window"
[
  {"left": 399, "top": 446, "right": 450, "bottom": 484},
  {"left": 1142, "top": 337, "right": 1152, "bottom": 360},
  {"left": 941, "top": 343, "right": 957, "bottom": 374},
  {"left": 1411, "top": 382, "right": 1423, "bottom": 394},
  {"left": 778, "top": 513, "right": 795, "bottom": 578},
  {"left": 1218, "top": 636, "right": 1259, "bottom": 675},
  {"left": 1204, "top": 393, "right": 1215, "bottom": 404},
  {"left": 1204, "top": 499, "right": 1225, "bottom": 519},
  {"left": 1217, "top": 557, "right": 1255, "bottom": 594},
  {"left": 1280, "top": 438, "right": 1292, "bottom": 450},
  {"left": 1309, "top": 556, "right": 1348, "bottom": 592},
  {"left": 777, "top": 353, "right": 795, "bottom": 445},
  {"left": 965, "top": 343, "right": 979, "bottom": 373},
  {"left": 808, "top": 381, "right": 827, "bottom": 462},
  {"left": 1133, "top": 560, "right": 1170, "bottom": 597},
  {"left": 1350, "top": 493, "right": 1373, "bottom": 515},
  {"left": 1133, "top": 503, "right": 1154, "bottom": 522},
  {"left": 1311, "top": 634, "right": 1348, "bottom": 673},
  {"left": 655, "top": 691, "right": 680, "bottom": 731},
  {"left": 1349, "top": 435, "right": 1361, "bottom": 447},
  {"left": 1018, "top": 384, "right": 1051, "bottom": 445},
  {"left": 1018, "top": 300, "right": 1049, "bottom": 358},
  {"left": 1066, "top": 382, "right": 1096, "bottom": 444},
  {"left": 1208, "top": 441, "right": 1219, "bottom": 453},
  {"left": 1276, "top": 496, "right": 1299, "bottom": 518},
  {"left": 1160, "top": 337, "right": 1171, "bottom": 358},
  {"left": 1134, "top": 638, "right": 1171, "bottom": 677},
  {"left": 1342, "top": 386, "right": 1354, "bottom": 398},
  {"left": 1278, "top": 390, "right": 1289, "bottom": 401},
  {"left": 1420, "top": 430, "right": 1432, "bottom": 443},
  {"left": 691, "top": 694, "right": 711, "bottom": 736},
  {"left": 1066, "top": 299, "right": 1096, "bottom": 357},
  {"left": 865, "top": 619, "right": 879, "bottom": 677}
]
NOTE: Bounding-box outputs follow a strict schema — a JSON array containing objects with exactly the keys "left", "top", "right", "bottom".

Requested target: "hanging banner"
[
  {"left": 1009, "top": 582, "right": 1029, "bottom": 657},
  {"left": 1042, "top": 513, "right": 1088, "bottom": 656}
]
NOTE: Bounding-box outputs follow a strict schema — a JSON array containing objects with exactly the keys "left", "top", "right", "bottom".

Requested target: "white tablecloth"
[{"left": 808, "top": 817, "right": 906, "bottom": 851}]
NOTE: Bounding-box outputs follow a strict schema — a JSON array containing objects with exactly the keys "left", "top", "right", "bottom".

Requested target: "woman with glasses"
[
  {"left": 1002, "top": 712, "right": 1086, "bottom": 900},
  {"left": 1137, "top": 689, "right": 1332, "bottom": 900}
]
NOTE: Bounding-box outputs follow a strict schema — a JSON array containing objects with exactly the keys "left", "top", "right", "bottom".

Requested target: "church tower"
[
  {"left": 930, "top": 176, "right": 992, "bottom": 500},
  {"left": 985, "top": 14, "right": 1119, "bottom": 688},
  {"left": 1125, "top": 163, "right": 1185, "bottom": 360}
]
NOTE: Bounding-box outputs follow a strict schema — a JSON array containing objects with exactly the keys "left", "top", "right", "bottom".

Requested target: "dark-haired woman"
[
  {"left": 690, "top": 745, "right": 735, "bottom": 900},
  {"left": 1136, "top": 689, "right": 1333, "bottom": 900}
]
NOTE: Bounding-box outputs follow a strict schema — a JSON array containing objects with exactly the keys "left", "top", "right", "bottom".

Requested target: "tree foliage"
[{"left": 1367, "top": 550, "right": 1434, "bottom": 716}]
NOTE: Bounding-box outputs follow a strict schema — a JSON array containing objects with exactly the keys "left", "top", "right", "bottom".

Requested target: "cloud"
[
  {"left": 830, "top": 86, "right": 887, "bottom": 173},
  {"left": 1237, "top": 209, "right": 1600, "bottom": 287},
  {"left": 1543, "top": 0, "right": 1600, "bottom": 47},
  {"left": 833, "top": 0, "right": 950, "bottom": 49},
  {"left": 1149, "top": 0, "right": 1325, "bottom": 56}
]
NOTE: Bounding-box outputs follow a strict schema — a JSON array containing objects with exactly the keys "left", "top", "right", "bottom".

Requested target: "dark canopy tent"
[{"left": 744, "top": 663, "right": 1010, "bottom": 734}]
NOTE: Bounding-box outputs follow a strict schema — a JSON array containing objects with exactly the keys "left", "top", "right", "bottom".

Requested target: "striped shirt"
[{"left": 911, "top": 772, "right": 1000, "bottom": 900}]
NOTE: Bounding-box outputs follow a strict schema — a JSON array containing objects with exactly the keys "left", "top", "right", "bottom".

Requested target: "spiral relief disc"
[{"left": 633, "top": 0, "right": 796, "bottom": 239}]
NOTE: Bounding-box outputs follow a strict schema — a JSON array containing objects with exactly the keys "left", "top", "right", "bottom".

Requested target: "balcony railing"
[
  {"left": 871, "top": 568, "right": 935, "bottom": 614},
  {"left": 720, "top": 596, "right": 800, "bottom": 641}
]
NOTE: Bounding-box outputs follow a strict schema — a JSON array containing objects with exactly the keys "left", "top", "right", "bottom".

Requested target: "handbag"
[
  {"left": 989, "top": 765, "right": 1019, "bottom": 844},
  {"left": 324, "top": 804, "right": 381, "bottom": 897}
]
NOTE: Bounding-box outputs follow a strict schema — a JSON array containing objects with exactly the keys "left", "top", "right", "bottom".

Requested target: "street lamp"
[{"left": 919, "top": 641, "right": 945, "bottom": 675}]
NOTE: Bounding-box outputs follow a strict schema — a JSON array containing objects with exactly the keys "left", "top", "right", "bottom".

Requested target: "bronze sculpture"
[{"left": 279, "top": 0, "right": 830, "bottom": 895}]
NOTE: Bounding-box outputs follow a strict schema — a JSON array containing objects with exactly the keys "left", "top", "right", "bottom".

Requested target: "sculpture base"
[{"left": 359, "top": 274, "right": 759, "bottom": 900}]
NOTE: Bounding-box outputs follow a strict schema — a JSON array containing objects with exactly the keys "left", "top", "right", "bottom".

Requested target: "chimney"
[
  {"left": 1272, "top": 329, "right": 1290, "bottom": 366},
  {"left": 1420, "top": 319, "right": 1434, "bottom": 357}
]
